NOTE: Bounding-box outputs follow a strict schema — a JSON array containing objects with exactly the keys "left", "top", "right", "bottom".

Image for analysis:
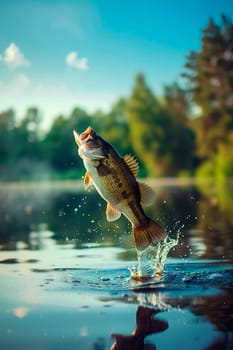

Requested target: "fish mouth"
[
  {"left": 73, "top": 130, "right": 81, "bottom": 146},
  {"left": 73, "top": 127, "right": 93, "bottom": 146}
]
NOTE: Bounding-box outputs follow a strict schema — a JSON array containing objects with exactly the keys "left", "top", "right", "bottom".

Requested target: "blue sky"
[{"left": 0, "top": 0, "right": 232, "bottom": 126}]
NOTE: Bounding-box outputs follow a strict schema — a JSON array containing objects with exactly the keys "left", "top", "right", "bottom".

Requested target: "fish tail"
[{"left": 133, "top": 217, "right": 167, "bottom": 250}]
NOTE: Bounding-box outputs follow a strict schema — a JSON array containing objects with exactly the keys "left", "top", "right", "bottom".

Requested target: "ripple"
[{"left": 41, "top": 261, "right": 233, "bottom": 295}]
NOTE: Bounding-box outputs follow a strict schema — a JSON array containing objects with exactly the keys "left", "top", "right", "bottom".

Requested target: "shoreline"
[{"left": 0, "top": 177, "right": 215, "bottom": 191}]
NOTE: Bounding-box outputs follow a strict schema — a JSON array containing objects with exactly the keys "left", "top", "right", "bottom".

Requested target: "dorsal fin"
[{"left": 123, "top": 154, "right": 139, "bottom": 177}]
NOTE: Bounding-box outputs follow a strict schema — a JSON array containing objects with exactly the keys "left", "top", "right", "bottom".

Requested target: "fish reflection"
[{"left": 110, "top": 306, "right": 168, "bottom": 350}]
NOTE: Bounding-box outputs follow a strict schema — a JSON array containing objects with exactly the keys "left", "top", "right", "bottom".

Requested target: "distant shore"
[{"left": 0, "top": 177, "right": 216, "bottom": 191}]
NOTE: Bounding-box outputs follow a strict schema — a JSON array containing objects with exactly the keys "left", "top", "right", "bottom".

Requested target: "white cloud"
[
  {"left": 1, "top": 43, "right": 31, "bottom": 69},
  {"left": 65, "top": 51, "right": 88, "bottom": 70}
]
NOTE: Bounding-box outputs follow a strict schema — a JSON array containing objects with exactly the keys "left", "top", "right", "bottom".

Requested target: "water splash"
[
  {"left": 130, "top": 230, "right": 181, "bottom": 280},
  {"left": 150, "top": 234, "right": 181, "bottom": 274}
]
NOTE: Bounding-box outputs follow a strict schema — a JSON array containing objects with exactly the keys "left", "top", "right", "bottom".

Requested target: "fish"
[
  {"left": 111, "top": 306, "right": 168, "bottom": 350},
  {"left": 73, "top": 127, "right": 167, "bottom": 250}
]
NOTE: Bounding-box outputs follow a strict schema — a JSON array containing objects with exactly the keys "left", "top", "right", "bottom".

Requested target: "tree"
[
  {"left": 127, "top": 74, "right": 195, "bottom": 176},
  {"left": 163, "top": 82, "right": 196, "bottom": 173},
  {"left": 0, "top": 109, "right": 16, "bottom": 166},
  {"left": 127, "top": 74, "right": 162, "bottom": 176},
  {"left": 93, "top": 98, "right": 134, "bottom": 157},
  {"left": 15, "top": 107, "right": 42, "bottom": 159},
  {"left": 0, "top": 108, "right": 46, "bottom": 180},
  {"left": 43, "top": 107, "right": 92, "bottom": 173},
  {"left": 183, "top": 15, "right": 233, "bottom": 179},
  {"left": 163, "top": 82, "right": 190, "bottom": 125}
]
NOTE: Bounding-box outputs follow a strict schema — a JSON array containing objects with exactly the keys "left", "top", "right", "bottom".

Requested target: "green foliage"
[
  {"left": 216, "top": 143, "right": 233, "bottom": 180},
  {"left": 127, "top": 74, "right": 195, "bottom": 176},
  {"left": 0, "top": 108, "right": 46, "bottom": 180},
  {"left": 93, "top": 98, "right": 134, "bottom": 156},
  {"left": 0, "top": 79, "right": 196, "bottom": 180},
  {"left": 15, "top": 107, "right": 42, "bottom": 159},
  {"left": 127, "top": 74, "right": 163, "bottom": 176},
  {"left": 183, "top": 15, "right": 233, "bottom": 180},
  {"left": 0, "top": 109, "right": 15, "bottom": 165},
  {"left": 42, "top": 107, "right": 94, "bottom": 174}
]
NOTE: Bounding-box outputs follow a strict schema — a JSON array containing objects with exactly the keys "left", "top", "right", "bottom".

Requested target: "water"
[
  {"left": 130, "top": 234, "right": 181, "bottom": 280},
  {"left": 0, "top": 181, "right": 233, "bottom": 350}
]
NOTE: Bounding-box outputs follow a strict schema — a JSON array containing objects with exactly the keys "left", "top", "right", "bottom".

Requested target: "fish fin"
[
  {"left": 133, "top": 218, "right": 167, "bottom": 250},
  {"left": 106, "top": 202, "right": 121, "bottom": 222},
  {"left": 84, "top": 171, "right": 92, "bottom": 189},
  {"left": 138, "top": 182, "right": 156, "bottom": 206},
  {"left": 123, "top": 154, "right": 139, "bottom": 177}
]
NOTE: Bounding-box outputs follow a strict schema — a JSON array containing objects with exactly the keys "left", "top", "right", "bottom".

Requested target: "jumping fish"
[{"left": 73, "top": 127, "right": 166, "bottom": 250}]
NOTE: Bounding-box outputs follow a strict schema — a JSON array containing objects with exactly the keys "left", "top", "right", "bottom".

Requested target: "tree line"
[{"left": 0, "top": 15, "right": 232, "bottom": 182}]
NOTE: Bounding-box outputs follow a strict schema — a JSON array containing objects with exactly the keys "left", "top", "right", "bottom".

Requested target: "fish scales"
[
  {"left": 84, "top": 148, "right": 145, "bottom": 225},
  {"left": 73, "top": 127, "right": 167, "bottom": 250}
]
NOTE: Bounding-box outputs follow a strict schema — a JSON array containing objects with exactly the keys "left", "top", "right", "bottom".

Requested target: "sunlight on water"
[{"left": 130, "top": 229, "right": 181, "bottom": 280}]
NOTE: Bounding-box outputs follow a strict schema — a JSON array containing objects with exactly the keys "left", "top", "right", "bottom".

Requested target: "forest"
[{"left": 0, "top": 16, "right": 233, "bottom": 183}]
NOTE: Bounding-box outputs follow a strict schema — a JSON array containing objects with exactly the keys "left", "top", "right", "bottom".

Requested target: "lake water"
[{"left": 0, "top": 180, "right": 233, "bottom": 350}]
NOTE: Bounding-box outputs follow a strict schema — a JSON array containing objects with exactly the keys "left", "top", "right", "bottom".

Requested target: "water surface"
[{"left": 0, "top": 181, "right": 232, "bottom": 350}]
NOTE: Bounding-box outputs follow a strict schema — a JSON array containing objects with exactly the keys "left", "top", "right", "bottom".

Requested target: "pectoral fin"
[
  {"left": 138, "top": 182, "right": 156, "bottom": 206},
  {"left": 106, "top": 202, "right": 121, "bottom": 222},
  {"left": 84, "top": 171, "right": 92, "bottom": 190}
]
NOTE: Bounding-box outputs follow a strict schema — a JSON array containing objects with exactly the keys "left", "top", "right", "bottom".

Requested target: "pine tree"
[
  {"left": 127, "top": 75, "right": 195, "bottom": 176},
  {"left": 183, "top": 15, "right": 233, "bottom": 167},
  {"left": 126, "top": 74, "right": 164, "bottom": 176}
]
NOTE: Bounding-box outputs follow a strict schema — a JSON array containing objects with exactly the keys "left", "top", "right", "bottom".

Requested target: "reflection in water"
[
  {"left": 195, "top": 182, "right": 233, "bottom": 259},
  {"left": 100, "top": 286, "right": 233, "bottom": 350},
  {"left": 0, "top": 251, "right": 232, "bottom": 349},
  {"left": 166, "top": 290, "right": 233, "bottom": 350},
  {"left": 0, "top": 187, "right": 129, "bottom": 250},
  {"left": 110, "top": 306, "right": 168, "bottom": 350},
  {"left": 0, "top": 182, "right": 233, "bottom": 261},
  {"left": 0, "top": 182, "right": 233, "bottom": 350}
]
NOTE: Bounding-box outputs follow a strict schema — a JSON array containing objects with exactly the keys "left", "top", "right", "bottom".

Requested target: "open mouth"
[
  {"left": 73, "top": 127, "right": 93, "bottom": 146},
  {"left": 73, "top": 130, "right": 81, "bottom": 146}
]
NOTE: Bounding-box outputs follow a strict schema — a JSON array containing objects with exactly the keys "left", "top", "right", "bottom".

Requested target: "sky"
[{"left": 0, "top": 0, "right": 233, "bottom": 126}]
